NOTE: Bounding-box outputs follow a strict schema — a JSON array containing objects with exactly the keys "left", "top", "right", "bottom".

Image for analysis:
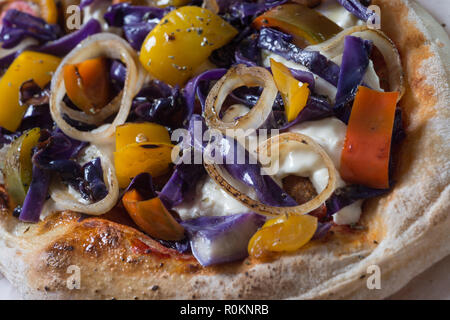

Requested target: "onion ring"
[
  {"left": 203, "top": 64, "right": 278, "bottom": 134},
  {"left": 49, "top": 144, "right": 119, "bottom": 215},
  {"left": 50, "top": 33, "right": 145, "bottom": 143},
  {"left": 204, "top": 132, "right": 337, "bottom": 217},
  {"left": 61, "top": 92, "right": 123, "bottom": 126},
  {"left": 307, "top": 26, "right": 405, "bottom": 99}
]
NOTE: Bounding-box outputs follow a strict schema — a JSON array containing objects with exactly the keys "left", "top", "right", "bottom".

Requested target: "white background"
[{"left": 0, "top": 0, "right": 449, "bottom": 300}]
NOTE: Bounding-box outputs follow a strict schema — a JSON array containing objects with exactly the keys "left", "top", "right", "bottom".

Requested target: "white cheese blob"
[
  {"left": 287, "top": 118, "right": 362, "bottom": 225},
  {"left": 174, "top": 175, "right": 251, "bottom": 220}
]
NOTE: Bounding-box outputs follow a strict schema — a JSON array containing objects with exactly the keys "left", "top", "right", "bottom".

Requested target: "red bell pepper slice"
[{"left": 340, "top": 86, "right": 399, "bottom": 189}]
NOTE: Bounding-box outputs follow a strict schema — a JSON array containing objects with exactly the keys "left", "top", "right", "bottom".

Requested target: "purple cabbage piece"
[
  {"left": 313, "top": 222, "right": 332, "bottom": 240},
  {"left": 38, "top": 19, "right": 101, "bottom": 56},
  {"left": 0, "top": 50, "right": 20, "bottom": 70},
  {"left": 187, "top": 115, "right": 297, "bottom": 207},
  {"left": 158, "top": 115, "right": 207, "bottom": 208},
  {"left": 234, "top": 32, "right": 260, "bottom": 66},
  {"left": 19, "top": 164, "right": 50, "bottom": 222},
  {"left": 334, "top": 35, "right": 373, "bottom": 123},
  {"left": 258, "top": 28, "right": 340, "bottom": 86},
  {"left": 79, "top": 0, "right": 95, "bottom": 9},
  {"left": 183, "top": 68, "right": 227, "bottom": 118},
  {"left": 82, "top": 158, "right": 108, "bottom": 202},
  {"left": 110, "top": 60, "right": 127, "bottom": 91},
  {"left": 132, "top": 85, "right": 187, "bottom": 129},
  {"left": 280, "top": 95, "right": 334, "bottom": 130},
  {"left": 124, "top": 173, "right": 156, "bottom": 200},
  {"left": 229, "top": 0, "right": 287, "bottom": 21},
  {"left": 104, "top": 3, "right": 171, "bottom": 50},
  {"left": 336, "top": 0, "right": 373, "bottom": 21},
  {"left": 0, "top": 9, "right": 61, "bottom": 49},
  {"left": 289, "top": 68, "right": 315, "bottom": 91},
  {"left": 181, "top": 213, "right": 265, "bottom": 266},
  {"left": 0, "top": 128, "right": 21, "bottom": 149},
  {"left": 326, "top": 184, "right": 389, "bottom": 216},
  {"left": 157, "top": 238, "right": 191, "bottom": 254}
]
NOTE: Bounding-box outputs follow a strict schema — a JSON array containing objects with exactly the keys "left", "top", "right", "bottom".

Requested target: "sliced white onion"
[
  {"left": 61, "top": 92, "right": 123, "bottom": 125},
  {"left": 50, "top": 33, "right": 145, "bottom": 143},
  {"left": 203, "top": 132, "right": 337, "bottom": 217},
  {"left": 203, "top": 64, "right": 278, "bottom": 135},
  {"left": 307, "top": 26, "right": 404, "bottom": 99},
  {"left": 49, "top": 144, "right": 119, "bottom": 215}
]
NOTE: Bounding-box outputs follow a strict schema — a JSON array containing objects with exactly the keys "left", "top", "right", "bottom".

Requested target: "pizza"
[{"left": 0, "top": 0, "right": 448, "bottom": 299}]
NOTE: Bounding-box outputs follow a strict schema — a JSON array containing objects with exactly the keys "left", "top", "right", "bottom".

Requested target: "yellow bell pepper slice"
[
  {"left": 114, "top": 143, "right": 173, "bottom": 188},
  {"left": 115, "top": 122, "right": 171, "bottom": 151},
  {"left": 4, "top": 128, "right": 41, "bottom": 207},
  {"left": 270, "top": 58, "right": 310, "bottom": 122},
  {"left": 139, "top": 6, "right": 238, "bottom": 86},
  {"left": 248, "top": 214, "right": 317, "bottom": 260},
  {"left": 253, "top": 3, "right": 342, "bottom": 47},
  {"left": 0, "top": 51, "right": 61, "bottom": 132}
]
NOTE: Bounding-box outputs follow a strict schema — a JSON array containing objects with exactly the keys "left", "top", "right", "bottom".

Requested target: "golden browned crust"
[{"left": 0, "top": 0, "right": 449, "bottom": 299}]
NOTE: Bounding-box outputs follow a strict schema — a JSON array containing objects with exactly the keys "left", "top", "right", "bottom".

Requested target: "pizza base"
[{"left": 0, "top": 0, "right": 449, "bottom": 299}]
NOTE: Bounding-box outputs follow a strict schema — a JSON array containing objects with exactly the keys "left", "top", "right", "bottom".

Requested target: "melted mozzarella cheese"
[
  {"left": 174, "top": 175, "right": 251, "bottom": 220},
  {"left": 287, "top": 118, "right": 362, "bottom": 225}
]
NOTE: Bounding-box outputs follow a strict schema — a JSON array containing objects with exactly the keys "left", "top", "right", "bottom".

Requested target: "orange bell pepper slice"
[
  {"left": 63, "top": 57, "right": 111, "bottom": 115},
  {"left": 340, "top": 86, "right": 399, "bottom": 189},
  {"left": 122, "top": 190, "right": 185, "bottom": 241},
  {"left": 270, "top": 58, "right": 310, "bottom": 122},
  {"left": 253, "top": 3, "right": 342, "bottom": 47}
]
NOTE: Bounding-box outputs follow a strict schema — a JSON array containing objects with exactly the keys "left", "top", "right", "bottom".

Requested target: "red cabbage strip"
[
  {"left": 184, "top": 68, "right": 227, "bottom": 118},
  {"left": 79, "top": 0, "right": 95, "bottom": 9},
  {"left": 187, "top": 115, "right": 297, "bottom": 207},
  {"left": 334, "top": 35, "right": 372, "bottom": 123},
  {"left": 159, "top": 115, "right": 207, "bottom": 208},
  {"left": 104, "top": 3, "right": 171, "bottom": 50},
  {"left": 124, "top": 172, "right": 156, "bottom": 200},
  {"left": 19, "top": 164, "right": 50, "bottom": 222},
  {"left": 326, "top": 184, "right": 389, "bottom": 216},
  {"left": 229, "top": 0, "right": 288, "bottom": 21},
  {"left": 0, "top": 9, "right": 61, "bottom": 49},
  {"left": 38, "top": 19, "right": 101, "bottom": 56},
  {"left": 81, "top": 158, "right": 108, "bottom": 202},
  {"left": 281, "top": 95, "right": 334, "bottom": 130},
  {"left": 336, "top": 0, "right": 373, "bottom": 21},
  {"left": 258, "top": 28, "right": 340, "bottom": 86},
  {"left": 219, "top": 136, "right": 298, "bottom": 207},
  {"left": 181, "top": 213, "right": 266, "bottom": 266},
  {"left": 288, "top": 68, "right": 315, "bottom": 91},
  {"left": 0, "top": 18, "right": 99, "bottom": 70}
]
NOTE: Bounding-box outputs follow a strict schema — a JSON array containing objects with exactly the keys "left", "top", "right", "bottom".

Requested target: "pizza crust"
[{"left": 0, "top": 0, "right": 449, "bottom": 299}]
